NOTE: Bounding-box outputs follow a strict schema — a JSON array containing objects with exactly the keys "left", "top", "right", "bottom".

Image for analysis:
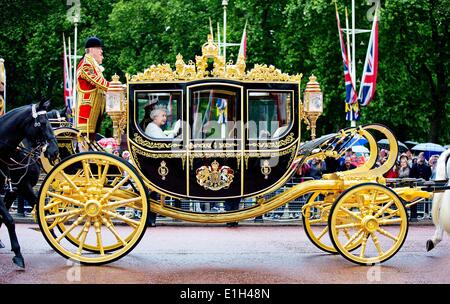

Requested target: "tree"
[
  {"left": 365, "top": 0, "right": 449, "bottom": 144},
  {"left": 0, "top": 0, "right": 448, "bottom": 143}
]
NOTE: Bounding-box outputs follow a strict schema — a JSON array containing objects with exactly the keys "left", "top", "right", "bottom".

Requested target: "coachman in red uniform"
[{"left": 76, "top": 36, "right": 110, "bottom": 138}]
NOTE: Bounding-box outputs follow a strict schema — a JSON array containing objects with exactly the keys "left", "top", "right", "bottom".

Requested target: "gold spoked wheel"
[
  {"left": 328, "top": 183, "right": 408, "bottom": 265},
  {"left": 37, "top": 152, "right": 148, "bottom": 265},
  {"left": 302, "top": 191, "right": 362, "bottom": 254}
]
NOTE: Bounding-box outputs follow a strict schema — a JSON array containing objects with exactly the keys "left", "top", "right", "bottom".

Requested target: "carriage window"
[
  {"left": 248, "top": 91, "right": 292, "bottom": 139},
  {"left": 137, "top": 92, "right": 182, "bottom": 139},
  {"left": 191, "top": 89, "right": 239, "bottom": 140}
]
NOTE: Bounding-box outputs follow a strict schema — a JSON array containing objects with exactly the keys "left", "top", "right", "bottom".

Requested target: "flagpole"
[
  {"left": 351, "top": 0, "right": 356, "bottom": 89},
  {"left": 209, "top": 17, "right": 214, "bottom": 38},
  {"left": 217, "top": 22, "right": 222, "bottom": 56},
  {"left": 351, "top": 0, "right": 358, "bottom": 127},
  {"left": 222, "top": 0, "right": 228, "bottom": 64},
  {"left": 345, "top": 7, "right": 356, "bottom": 127},
  {"left": 345, "top": 8, "right": 352, "bottom": 79},
  {"left": 68, "top": 37, "right": 72, "bottom": 84},
  {"left": 73, "top": 21, "right": 78, "bottom": 126}
]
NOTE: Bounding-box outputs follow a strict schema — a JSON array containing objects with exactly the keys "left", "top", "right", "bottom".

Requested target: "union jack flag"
[
  {"left": 358, "top": 12, "right": 378, "bottom": 107},
  {"left": 336, "top": 8, "right": 358, "bottom": 105}
]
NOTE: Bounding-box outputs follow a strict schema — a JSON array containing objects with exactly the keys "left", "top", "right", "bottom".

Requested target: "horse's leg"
[
  {"left": 427, "top": 225, "right": 444, "bottom": 252},
  {"left": 0, "top": 190, "right": 18, "bottom": 228},
  {"left": 0, "top": 190, "right": 18, "bottom": 249},
  {"left": 0, "top": 198, "right": 25, "bottom": 268}
]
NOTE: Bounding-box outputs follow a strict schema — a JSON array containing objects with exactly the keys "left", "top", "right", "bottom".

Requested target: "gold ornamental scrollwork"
[
  {"left": 189, "top": 152, "right": 242, "bottom": 170},
  {"left": 131, "top": 148, "right": 187, "bottom": 170},
  {"left": 57, "top": 142, "right": 76, "bottom": 154},
  {"left": 130, "top": 64, "right": 176, "bottom": 82},
  {"left": 158, "top": 161, "right": 169, "bottom": 180},
  {"left": 129, "top": 35, "right": 302, "bottom": 83},
  {"left": 133, "top": 133, "right": 183, "bottom": 150},
  {"left": 244, "top": 145, "right": 297, "bottom": 170},
  {"left": 245, "top": 64, "right": 302, "bottom": 82},
  {"left": 248, "top": 133, "right": 295, "bottom": 149},
  {"left": 196, "top": 160, "right": 234, "bottom": 191},
  {"left": 175, "top": 54, "right": 197, "bottom": 80},
  {"left": 216, "top": 142, "right": 238, "bottom": 149},
  {"left": 189, "top": 142, "right": 212, "bottom": 150}
]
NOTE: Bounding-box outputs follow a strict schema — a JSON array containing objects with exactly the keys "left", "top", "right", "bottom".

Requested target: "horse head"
[
  {"left": 47, "top": 104, "right": 69, "bottom": 121},
  {"left": 25, "top": 100, "right": 59, "bottom": 164}
]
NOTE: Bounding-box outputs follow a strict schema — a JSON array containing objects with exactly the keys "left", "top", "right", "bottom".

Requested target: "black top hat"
[{"left": 85, "top": 36, "right": 104, "bottom": 48}]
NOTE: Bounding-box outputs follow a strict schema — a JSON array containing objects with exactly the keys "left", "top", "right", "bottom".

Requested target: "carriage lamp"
[
  {"left": 106, "top": 74, "right": 127, "bottom": 145},
  {"left": 302, "top": 74, "right": 323, "bottom": 140}
]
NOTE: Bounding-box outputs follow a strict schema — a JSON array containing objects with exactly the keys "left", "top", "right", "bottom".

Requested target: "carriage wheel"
[
  {"left": 55, "top": 188, "right": 141, "bottom": 254},
  {"left": 37, "top": 152, "right": 148, "bottom": 265},
  {"left": 328, "top": 183, "right": 408, "bottom": 265},
  {"left": 302, "top": 191, "right": 362, "bottom": 254}
]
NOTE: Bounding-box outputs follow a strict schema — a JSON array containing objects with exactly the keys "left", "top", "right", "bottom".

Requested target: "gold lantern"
[
  {"left": 302, "top": 75, "right": 323, "bottom": 139},
  {"left": 105, "top": 74, "right": 127, "bottom": 145}
]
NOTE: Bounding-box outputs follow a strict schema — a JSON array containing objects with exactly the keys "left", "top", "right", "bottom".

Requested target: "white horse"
[{"left": 426, "top": 148, "right": 450, "bottom": 251}]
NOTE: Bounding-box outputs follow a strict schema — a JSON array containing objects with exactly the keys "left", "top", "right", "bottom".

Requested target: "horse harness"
[{"left": 0, "top": 104, "right": 49, "bottom": 192}]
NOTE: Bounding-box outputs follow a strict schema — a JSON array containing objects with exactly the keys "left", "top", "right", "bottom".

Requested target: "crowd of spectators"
[{"left": 295, "top": 146, "right": 442, "bottom": 222}]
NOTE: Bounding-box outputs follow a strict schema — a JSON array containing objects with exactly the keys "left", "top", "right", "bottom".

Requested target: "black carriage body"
[{"left": 127, "top": 79, "right": 301, "bottom": 200}]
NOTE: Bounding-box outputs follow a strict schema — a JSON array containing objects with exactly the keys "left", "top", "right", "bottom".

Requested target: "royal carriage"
[{"left": 35, "top": 35, "right": 444, "bottom": 266}]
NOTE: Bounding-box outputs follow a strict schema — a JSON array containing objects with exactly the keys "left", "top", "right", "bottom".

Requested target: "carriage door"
[{"left": 186, "top": 83, "right": 244, "bottom": 199}]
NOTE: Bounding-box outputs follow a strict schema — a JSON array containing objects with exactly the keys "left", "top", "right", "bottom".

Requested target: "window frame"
[
  {"left": 134, "top": 89, "right": 184, "bottom": 142},
  {"left": 246, "top": 89, "right": 294, "bottom": 141}
]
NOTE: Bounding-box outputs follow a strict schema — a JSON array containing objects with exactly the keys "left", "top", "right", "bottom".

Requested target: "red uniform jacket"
[{"left": 76, "top": 54, "right": 110, "bottom": 134}]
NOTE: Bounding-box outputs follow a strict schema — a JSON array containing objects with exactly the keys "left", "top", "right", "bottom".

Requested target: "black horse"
[
  {"left": 0, "top": 106, "right": 67, "bottom": 248},
  {"left": 0, "top": 100, "right": 59, "bottom": 268},
  {"left": 0, "top": 105, "right": 67, "bottom": 218}
]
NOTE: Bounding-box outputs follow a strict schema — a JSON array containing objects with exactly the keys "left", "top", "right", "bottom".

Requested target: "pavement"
[
  {"left": 10, "top": 213, "right": 434, "bottom": 226},
  {"left": 0, "top": 224, "right": 448, "bottom": 284}
]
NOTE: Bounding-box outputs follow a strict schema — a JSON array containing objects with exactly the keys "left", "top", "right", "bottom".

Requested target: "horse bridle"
[
  {"left": 31, "top": 103, "right": 48, "bottom": 127},
  {"left": 31, "top": 104, "right": 59, "bottom": 152}
]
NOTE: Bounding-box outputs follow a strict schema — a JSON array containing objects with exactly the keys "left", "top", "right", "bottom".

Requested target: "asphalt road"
[{"left": 0, "top": 223, "right": 449, "bottom": 284}]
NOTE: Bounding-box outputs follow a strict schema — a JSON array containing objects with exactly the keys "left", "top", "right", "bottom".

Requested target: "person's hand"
[{"left": 173, "top": 119, "right": 181, "bottom": 135}]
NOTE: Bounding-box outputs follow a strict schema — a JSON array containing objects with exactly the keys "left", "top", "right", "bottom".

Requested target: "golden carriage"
[{"left": 36, "top": 35, "right": 441, "bottom": 266}]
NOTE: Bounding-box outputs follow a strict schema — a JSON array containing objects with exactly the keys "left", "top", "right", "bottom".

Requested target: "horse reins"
[
  {"left": 0, "top": 144, "right": 45, "bottom": 191},
  {"left": 0, "top": 104, "right": 53, "bottom": 191}
]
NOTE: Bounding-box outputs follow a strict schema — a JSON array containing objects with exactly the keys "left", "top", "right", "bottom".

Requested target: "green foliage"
[
  {"left": 99, "top": 114, "right": 112, "bottom": 138},
  {"left": 0, "top": 0, "right": 448, "bottom": 143}
]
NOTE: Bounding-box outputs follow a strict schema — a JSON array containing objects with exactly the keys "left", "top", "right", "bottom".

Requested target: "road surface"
[{"left": 0, "top": 224, "right": 449, "bottom": 284}]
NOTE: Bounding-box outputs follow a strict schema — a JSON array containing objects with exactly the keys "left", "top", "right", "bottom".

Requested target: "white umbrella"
[
  {"left": 411, "top": 143, "right": 445, "bottom": 153},
  {"left": 352, "top": 145, "right": 369, "bottom": 154},
  {"left": 377, "top": 139, "right": 408, "bottom": 152}
]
